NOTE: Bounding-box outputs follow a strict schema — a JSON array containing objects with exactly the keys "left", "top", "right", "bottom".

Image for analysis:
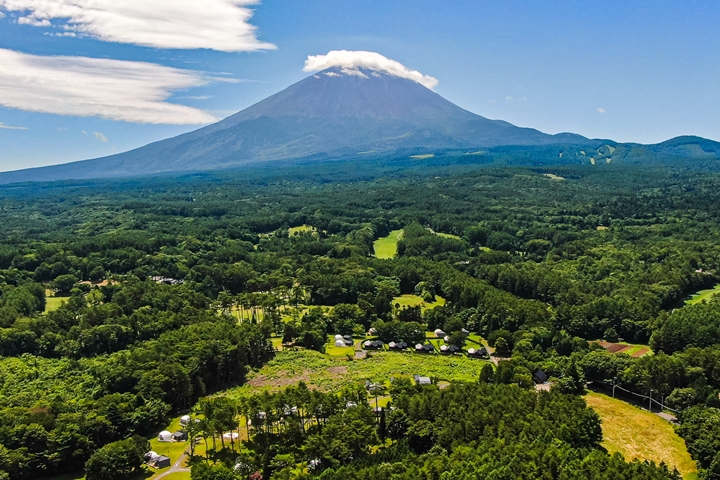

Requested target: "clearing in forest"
[
  {"left": 585, "top": 391, "right": 697, "bottom": 479},
  {"left": 685, "top": 283, "right": 720, "bottom": 305},
  {"left": 393, "top": 294, "right": 445, "bottom": 311},
  {"left": 597, "top": 340, "right": 652, "bottom": 357},
  {"left": 373, "top": 229, "right": 403, "bottom": 259},
  {"left": 44, "top": 296, "right": 66, "bottom": 313},
  {"left": 226, "top": 349, "right": 490, "bottom": 397}
]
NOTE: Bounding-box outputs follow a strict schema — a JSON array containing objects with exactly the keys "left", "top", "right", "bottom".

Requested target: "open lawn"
[
  {"left": 393, "top": 294, "right": 445, "bottom": 312},
  {"left": 44, "top": 296, "right": 66, "bottom": 313},
  {"left": 686, "top": 283, "right": 720, "bottom": 305},
  {"left": 373, "top": 229, "right": 403, "bottom": 259},
  {"left": 289, "top": 225, "right": 317, "bottom": 235},
  {"left": 224, "top": 349, "right": 490, "bottom": 398},
  {"left": 585, "top": 391, "right": 697, "bottom": 479}
]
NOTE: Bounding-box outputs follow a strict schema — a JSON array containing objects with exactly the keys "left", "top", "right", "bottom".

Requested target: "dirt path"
[{"left": 154, "top": 450, "right": 190, "bottom": 480}]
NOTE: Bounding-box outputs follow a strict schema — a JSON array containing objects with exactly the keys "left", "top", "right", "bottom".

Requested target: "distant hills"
[{"left": 0, "top": 67, "right": 718, "bottom": 184}]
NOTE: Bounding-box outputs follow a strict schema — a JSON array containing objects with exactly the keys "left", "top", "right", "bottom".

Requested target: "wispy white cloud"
[
  {"left": 0, "top": 0, "right": 275, "bottom": 52},
  {"left": 93, "top": 131, "right": 108, "bottom": 142},
  {"left": 0, "top": 122, "right": 27, "bottom": 130},
  {"left": 304, "top": 50, "right": 439, "bottom": 90},
  {"left": 597, "top": 107, "right": 606, "bottom": 114},
  {"left": 0, "top": 48, "right": 218, "bottom": 124}
]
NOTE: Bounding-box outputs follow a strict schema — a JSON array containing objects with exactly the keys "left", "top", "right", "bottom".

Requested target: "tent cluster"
[
  {"left": 440, "top": 344, "right": 461, "bottom": 354},
  {"left": 467, "top": 347, "right": 488, "bottom": 358},
  {"left": 144, "top": 451, "right": 171, "bottom": 469},
  {"left": 415, "top": 343, "right": 434, "bottom": 353},
  {"left": 334, "top": 334, "right": 354, "bottom": 347},
  {"left": 388, "top": 341, "right": 408, "bottom": 350},
  {"left": 363, "top": 339, "right": 384, "bottom": 350}
]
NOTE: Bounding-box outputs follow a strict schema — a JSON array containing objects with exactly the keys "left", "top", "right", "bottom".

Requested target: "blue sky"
[{"left": 0, "top": 0, "right": 718, "bottom": 171}]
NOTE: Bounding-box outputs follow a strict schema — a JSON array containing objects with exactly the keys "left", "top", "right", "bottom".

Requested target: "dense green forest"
[{"left": 1, "top": 155, "right": 720, "bottom": 479}]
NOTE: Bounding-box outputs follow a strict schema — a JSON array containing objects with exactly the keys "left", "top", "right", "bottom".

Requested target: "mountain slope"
[{"left": 0, "top": 67, "right": 601, "bottom": 183}]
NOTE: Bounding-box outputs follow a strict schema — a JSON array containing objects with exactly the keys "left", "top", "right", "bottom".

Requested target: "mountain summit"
[{"left": 0, "top": 64, "right": 591, "bottom": 183}]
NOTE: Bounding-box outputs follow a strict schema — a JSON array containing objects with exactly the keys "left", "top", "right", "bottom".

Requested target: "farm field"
[
  {"left": 224, "top": 349, "right": 490, "bottom": 398},
  {"left": 373, "top": 229, "right": 403, "bottom": 258},
  {"left": 585, "top": 391, "right": 697, "bottom": 479},
  {"left": 685, "top": 283, "right": 720, "bottom": 305},
  {"left": 393, "top": 294, "right": 445, "bottom": 311},
  {"left": 596, "top": 340, "right": 652, "bottom": 357}
]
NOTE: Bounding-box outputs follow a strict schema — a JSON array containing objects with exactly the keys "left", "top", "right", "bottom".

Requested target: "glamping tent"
[
  {"left": 179, "top": 415, "right": 191, "bottom": 426},
  {"left": 158, "top": 430, "right": 173, "bottom": 442},
  {"left": 335, "top": 339, "right": 345, "bottom": 347},
  {"left": 434, "top": 329, "right": 446, "bottom": 338},
  {"left": 154, "top": 456, "right": 171, "bottom": 468}
]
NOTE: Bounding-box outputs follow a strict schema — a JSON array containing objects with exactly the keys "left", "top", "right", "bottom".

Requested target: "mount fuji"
[{"left": 0, "top": 61, "right": 596, "bottom": 183}]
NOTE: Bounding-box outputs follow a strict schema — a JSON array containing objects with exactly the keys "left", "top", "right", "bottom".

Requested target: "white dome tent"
[
  {"left": 158, "top": 430, "right": 173, "bottom": 442},
  {"left": 434, "top": 329, "right": 445, "bottom": 338},
  {"left": 179, "top": 415, "right": 191, "bottom": 426}
]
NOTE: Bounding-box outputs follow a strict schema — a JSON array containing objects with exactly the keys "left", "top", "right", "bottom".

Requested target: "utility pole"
[
  {"left": 612, "top": 377, "right": 617, "bottom": 398},
  {"left": 649, "top": 389, "right": 653, "bottom": 412}
]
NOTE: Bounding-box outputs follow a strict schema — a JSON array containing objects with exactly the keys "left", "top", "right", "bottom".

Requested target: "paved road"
[{"left": 154, "top": 449, "right": 190, "bottom": 480}]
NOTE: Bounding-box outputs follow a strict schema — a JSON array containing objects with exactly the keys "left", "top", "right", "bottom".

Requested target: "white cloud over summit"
[
  {"left": 0, "top": 0, "right": 275, "bottom": 52},
  {"left": 0, "top": 48, "right": 218, "bottom": 124},
  {"left": 304, "top": 50, "right": 439, "bottom": 90}
]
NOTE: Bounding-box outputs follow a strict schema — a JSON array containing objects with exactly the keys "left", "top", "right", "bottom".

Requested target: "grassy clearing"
[
  {"left": 44, "top": 296, "right": 66, "bottom": 313},
  {"left": 686, "top": 283, "right": 720, "bottom": 305},
  {"left": 393, "top": 294, "right": 445, "bottom": 312},
  {"left": 225, "top": 349, "right": 490, "bottom": 398},
  {"left": 288, "top": 225, "right": 317, "bottom": 235},
  {"left": 373, "top": 229, "right": 403, "bottom": 259},
  {"left": 585, "top": 391, "right": 697, "bottom": 479},
  {"left": 436, "top": 232, "right": 461, "bottom": 240}
]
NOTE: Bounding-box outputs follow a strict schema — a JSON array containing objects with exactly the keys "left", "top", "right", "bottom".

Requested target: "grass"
[
  {"left": 436, "top": 232, "right": 461, "bottom": 240},
  {"left": 393, "top": 294, "right": 445, "bottom": 312},
  {"left": 373, "top": 229, "right": 403, "bottom": 259},
  {"left": 686, "top": 283, "right": 720, "bottom": 305},
  {"left": 44, "top": 296, "right": 66, "bottom": 313},
  {"left": 585, "top": 391, "right": 697, "bottom": 479},
  {"left": 289, "top": 225, "right": 317, "bottom": 235},
  {"left": 224, "top": 349, "right": 491, "bottom": 398},
  {"left": 157, "top": 473, "right": 191, "bottom": 480}
]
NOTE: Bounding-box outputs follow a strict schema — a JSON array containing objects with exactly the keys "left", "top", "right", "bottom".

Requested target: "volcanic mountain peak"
[{"left": 0, "top": 62, "right": 593, "bottom": 184}]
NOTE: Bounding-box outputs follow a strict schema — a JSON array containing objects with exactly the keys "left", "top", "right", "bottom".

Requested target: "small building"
[
  {"left": 158, "top": 430, "right": 173, "bottom": 442},
  {"left": 154, "top": 455, "right": 171, "bottom": 468},
  {"left": 363, "top": 340, "right": 383, "bottom": 350},
  {"left": 414, "top": 375, "right": 432, "bottom": 385},
  {"left": 335, "top": 340, "right": 345, "bottom": 347},
  {"left": 179, "top": 415, "right": 191, "bottom": 426},
  {"left": 434, "top": 329, "right": 446, "bottom": 338},
  {"left": 534, "top": 369, "right": 549, "bottom": 383},
  {"left": 172, "top": 431, "right": 187, "bottom": 441}
]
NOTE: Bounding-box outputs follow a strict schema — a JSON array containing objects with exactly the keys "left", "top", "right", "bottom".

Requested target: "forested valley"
[{"left": 1, "top": 156, "right": 720, "bottom": 479}]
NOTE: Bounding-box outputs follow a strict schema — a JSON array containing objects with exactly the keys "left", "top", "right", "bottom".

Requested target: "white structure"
[
  {"left": 335, "top": 340, "right": 345, "bottom": 347},
  {"left": 179, "top": 415, "right": 191, "bottom": 426},
  {"left": 223, "top": 432, "right": 240, "bottom": 440},
  {"left": 158, "top": 430, "right": 173, "bottom": 442},
  {"left": 434, "top": 329, "right": 446, "bottom": 337},
  {"left": 467, "top": 348, "right": 477, "bottom": 355},
  {"left": 440, "top": 345, "right": 448, "bottom": 352},
  {"left": 334, "top": 334, "right": 344, "bottom": 341}
]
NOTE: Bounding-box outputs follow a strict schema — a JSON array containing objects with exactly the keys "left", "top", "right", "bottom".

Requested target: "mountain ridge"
[{"left": 0, "top": 67, "right": 717, "bottom": 184}]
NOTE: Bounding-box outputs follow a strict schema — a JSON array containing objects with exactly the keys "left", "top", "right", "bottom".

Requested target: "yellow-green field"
[
  {"left": 288, "top": 225, "right": 317, "bottom": 235},
  {"left": 373, "top": 229, "right": 403, "bottom": 259},
  {"left": 585, "top": 391, "right": 697, "bottom": 479},
  {"left": 44, "top": 296, "right": 66, "bottom": 313},
  {"left": 393, "top": 294, "right": 445, "bottom": 311},
  {"left": 686, "top": 283, "right": 720, "bottom": 305},
  {"left": 436, "top": 232, "right": 461, "bottom": 240},
  {"left": 225, "top": 348, "right": 490, "bottom": 398}
]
